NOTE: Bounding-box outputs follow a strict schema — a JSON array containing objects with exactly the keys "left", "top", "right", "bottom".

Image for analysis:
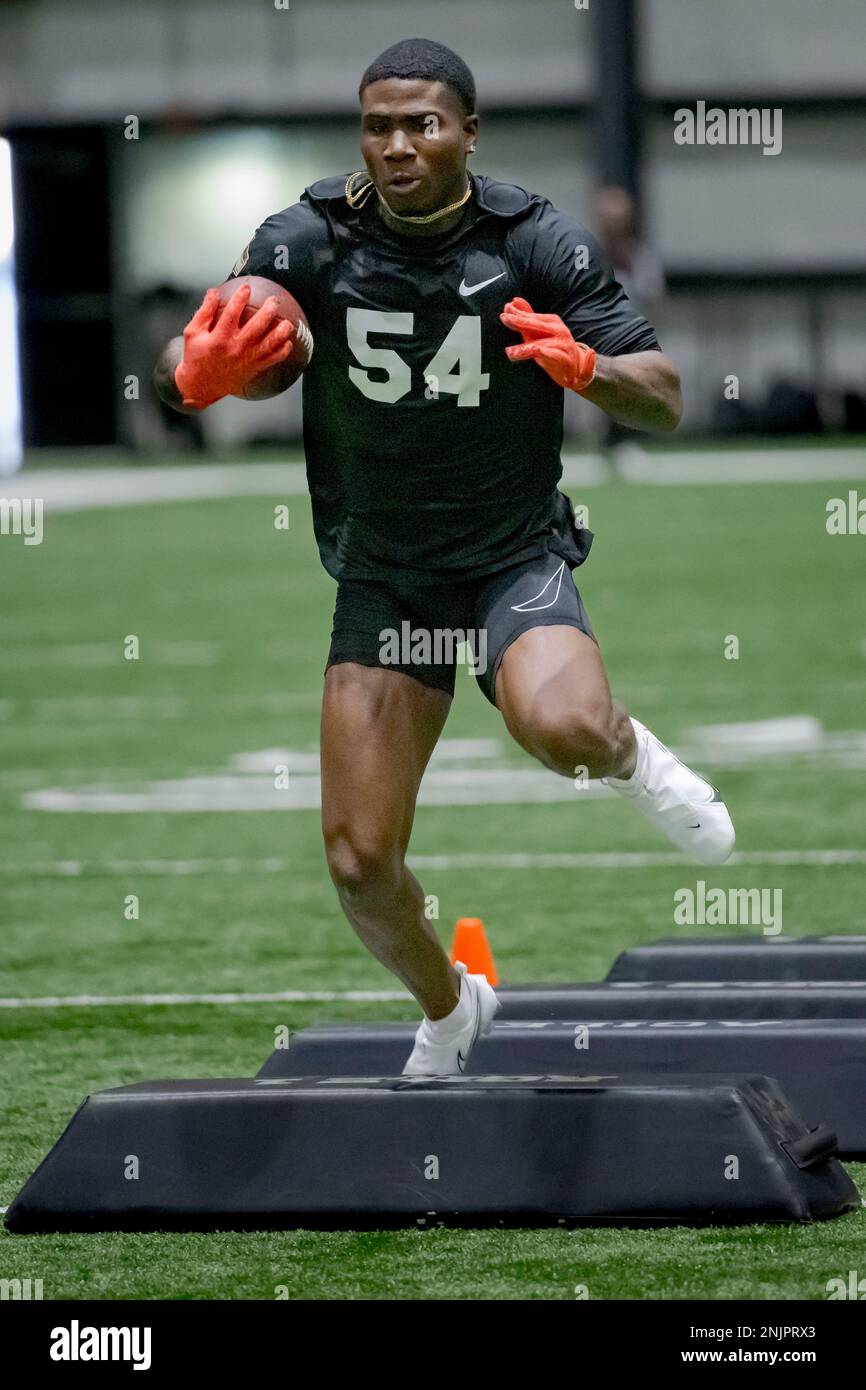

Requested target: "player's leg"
[
  {"left": 321, "top": 657, "right": 499, "bottom": 1073},
  {"left": 321, "top": 574, "right": 500, "bottom": 1073},
  {"left": 475, "top": 553, "right": 735, "bottom": 864},
  {"left": 496, "top": 623, "right": 636, "bottom": 779},
  {"left": 320, "top": 660, "right": 456, "bottom": 1017}
]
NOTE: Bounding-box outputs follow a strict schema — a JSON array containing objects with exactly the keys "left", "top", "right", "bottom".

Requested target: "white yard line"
[
  {"left": 0, "top": 990, "right": 409, "bottom": 1010},
  {"left": 611, "top": 447, "right": 866, "bottom": 486},
  {"left": 0, "top": 857, "right": 291, "bottom": 877},
  {"left": 1, "top": 849, "right": 864, "bottom": 878},
  {"left": 1, "top": 463, "right": 307, "bottom": 511},
  {"left": 410, "top": 850, "right": 866, "bottom": 869},
  {"left": 4, "top": 450, "right": 866, "bottom": 515}
]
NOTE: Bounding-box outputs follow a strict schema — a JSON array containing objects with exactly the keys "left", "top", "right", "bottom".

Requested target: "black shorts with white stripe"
[{"left": 326, "top": 548, "right": 596, "bottom": 707}]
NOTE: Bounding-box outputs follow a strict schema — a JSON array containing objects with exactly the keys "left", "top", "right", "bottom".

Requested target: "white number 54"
[{"left": 346, "top": 308, "right": 490, "bottom": 407}]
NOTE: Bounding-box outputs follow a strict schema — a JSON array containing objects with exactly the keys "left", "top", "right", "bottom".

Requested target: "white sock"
[
  {"left": 426, "top": 974, "right": 472, "bottom": 1036},
  {"left": 607, "top": 717, "right": 648, "bottom": 790}
]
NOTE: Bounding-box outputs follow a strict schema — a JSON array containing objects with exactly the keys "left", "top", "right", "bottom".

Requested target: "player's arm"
[
  {"left": 506, "top": 216, "right": 682, "bottom": 433},
  {"left": 579, "top": 347, "right": 681, "bottom": 433}
]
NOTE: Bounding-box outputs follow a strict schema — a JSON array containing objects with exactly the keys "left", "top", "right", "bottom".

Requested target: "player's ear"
[{"left": 463, "top": 114, "right": 478, "bottom": 156}]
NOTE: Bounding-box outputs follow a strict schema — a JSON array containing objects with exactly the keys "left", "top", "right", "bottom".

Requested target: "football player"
[{"left": 155, "top": 38, "right": 735, "bottom": 1074}]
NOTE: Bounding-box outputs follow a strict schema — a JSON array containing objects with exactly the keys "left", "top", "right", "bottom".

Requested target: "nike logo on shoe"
[
  {"left": 457, "top": 1049, "right": 468, "bottom": 1072},
  {"left": 459, "top": 272, "right": 506, "bottom": 297}
]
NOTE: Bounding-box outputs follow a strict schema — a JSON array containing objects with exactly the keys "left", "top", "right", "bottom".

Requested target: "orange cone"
[{"left": 450, "top": 917, "right": 499, "bottom": 985}]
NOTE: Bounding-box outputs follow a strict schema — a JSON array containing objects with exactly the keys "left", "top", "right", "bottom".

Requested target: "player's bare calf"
[{"left": 320, "top": 662, "right": 462, "bottom": 1023}]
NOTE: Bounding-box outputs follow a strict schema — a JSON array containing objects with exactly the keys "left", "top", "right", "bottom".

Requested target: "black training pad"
[
  {"left": 607, "top": 935, "right": 866, "bottom": 982},
  {"left": 486, "top": 981, "right": 866, "bottom": 1019},
  {"left": 5, "top": 1074, "right": 857, "bottom": 1230},
  {"left": 258, "top": 1019, "right": 866, "bottom": 1157}
]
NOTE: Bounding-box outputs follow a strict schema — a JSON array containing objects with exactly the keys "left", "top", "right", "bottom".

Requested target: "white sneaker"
[
  {"left": 603, "top": 717, "right": 736, "bottom": 865},
  {"left": 402, "top": 961, "right": 500, "bottom": 1076}
]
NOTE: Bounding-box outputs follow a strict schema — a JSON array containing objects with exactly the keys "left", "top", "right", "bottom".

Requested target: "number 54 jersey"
[{"left": 229, "top": 172, "right": 661, "bottom": 584}]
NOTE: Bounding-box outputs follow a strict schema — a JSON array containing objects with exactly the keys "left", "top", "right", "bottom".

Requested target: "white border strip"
[
  {"left": 0, "top": 989, "right": 410, "bottom": 1010},
  {"left": 410, "top": 850, "right": 866, "bottom": 869},
  {"left": 6, "top": 448, "right": 866, "bottom": 514},
  {"left": 1, "top": 849, "right": 864, "bottom": 878}
]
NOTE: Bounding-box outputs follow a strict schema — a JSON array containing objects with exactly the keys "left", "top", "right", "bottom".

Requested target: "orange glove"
[
  {"left": 175, "top": 284, "right": 294, "bottom": 409},
  {"left": 500, "top": 296, "right": 597, "bottom": 393}
]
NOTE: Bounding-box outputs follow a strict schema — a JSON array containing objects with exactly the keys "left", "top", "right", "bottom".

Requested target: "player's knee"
[
  {"left": 526, "top": 703, "right": 618, "bottom": 778},
  {"left": 324, "top": 829, "right": 401, "bottom": 898}
]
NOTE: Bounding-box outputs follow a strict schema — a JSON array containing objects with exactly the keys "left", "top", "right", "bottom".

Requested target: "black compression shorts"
[{"left": 326, "top": 548, "right": 596, "bottom": 707}]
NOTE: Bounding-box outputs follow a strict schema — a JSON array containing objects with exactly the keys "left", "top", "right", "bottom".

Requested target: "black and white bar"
[
  {"left": 5, "top": 1073, "right": 857, "bottom": 1231},
  {"left": 258, "top": 1018, "right": 866, "bottom": 1156},
  {"left": 492, "top": 980, "right": 866, "bottom": 1019},
  {"left": 607, "top": 935, "right": 866, "bottom": 982}
]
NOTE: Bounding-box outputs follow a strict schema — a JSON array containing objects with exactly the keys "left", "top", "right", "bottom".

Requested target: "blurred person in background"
[
  {"left": 593, "top": 184, "right": 667, "bottom": 470},
  {"left": 592, "top": 185, "right": 666, "bottom": 316}
]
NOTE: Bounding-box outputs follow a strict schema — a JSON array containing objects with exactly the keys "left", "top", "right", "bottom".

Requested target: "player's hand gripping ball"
[
  {"left": 175, "top": 275, "right": 313, "bottom": 409},
  {"left": 500, "top": 296, "right": 596, "bottom": 393}
]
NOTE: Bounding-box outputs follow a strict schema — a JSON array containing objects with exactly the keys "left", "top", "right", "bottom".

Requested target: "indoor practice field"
[{"left": 2, "top": 443, "right": 865, "bottom": 1300}]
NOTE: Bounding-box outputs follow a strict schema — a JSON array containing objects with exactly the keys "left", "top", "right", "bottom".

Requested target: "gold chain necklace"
[{"left": 345, "top": 171, "right": 472, "bottom": 225}]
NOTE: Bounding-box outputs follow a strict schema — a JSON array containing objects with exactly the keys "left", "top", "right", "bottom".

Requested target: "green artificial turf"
[{"left": 2, "top": 460, "right": 865, "bottom": 1298}]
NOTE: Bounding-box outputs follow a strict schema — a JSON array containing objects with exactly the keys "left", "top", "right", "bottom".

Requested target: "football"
[{"left": 214, "top": 273, "right": 313, "bottom": 399}]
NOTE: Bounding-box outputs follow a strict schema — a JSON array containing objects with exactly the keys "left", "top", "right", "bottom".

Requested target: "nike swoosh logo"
[
  {"left": 458, "top": 272, "right": 506, "bottom": 297},
  {"left": 511, "top": 559, "right": 566, "bottom": 612},
  {"left": 688, "top": 823, "right": 701, "bottom": 830},
  {"left": 457, "top": 1049, "right": 468, "bottom": 1072}
]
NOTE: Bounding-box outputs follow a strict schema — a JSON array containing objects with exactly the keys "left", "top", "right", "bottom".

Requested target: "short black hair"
[{"left": 359, "top": 38, "right": 476, "bottom": 117}]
